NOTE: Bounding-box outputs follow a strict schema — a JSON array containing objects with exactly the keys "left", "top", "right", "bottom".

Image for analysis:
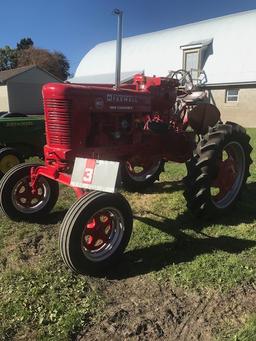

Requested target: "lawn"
[{"left": 0, "top": 129, "right": 256, "bottom": 340}]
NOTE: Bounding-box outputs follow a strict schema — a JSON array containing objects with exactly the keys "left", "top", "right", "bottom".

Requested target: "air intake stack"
[{"left": 113, "top": 8, "right": 123, "bottom": 88}]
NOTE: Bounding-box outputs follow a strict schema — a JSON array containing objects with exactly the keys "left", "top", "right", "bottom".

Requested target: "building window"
[
  {"left": 180, "top": 39, "right": 213, "bottom": 84},
  {"left": 184, "top": 50, "right": 199, "bottom": 70},
  {"left": 183, "top": 49, "right": 200, "bottom": 80},
  {"left": 225, "top": 89, "right": 239, "bottom": 102}
]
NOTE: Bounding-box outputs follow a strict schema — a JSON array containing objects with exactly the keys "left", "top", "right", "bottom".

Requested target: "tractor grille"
[{"left": 44, "top": 99, "right": 72, "bottom": 148}]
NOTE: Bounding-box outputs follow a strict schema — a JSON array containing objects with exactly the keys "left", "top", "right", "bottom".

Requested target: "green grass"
[
  {"left": 125, "top": 146, "right": 256, "bottom": 292},
  {"left": 0, "top": 129, "right": 256, "bottom": 339},
  {"left": 0, "top": 189, "right": 103, "bottom": 340},
  {"left": 0, "top": 265, "right": 101, "bottom": 340},
  {"left": 131, "top": 178, "right": 256, "bottom": 291},
  {"left": 232, "top": 315, "right": 256, "bottom": 341}
]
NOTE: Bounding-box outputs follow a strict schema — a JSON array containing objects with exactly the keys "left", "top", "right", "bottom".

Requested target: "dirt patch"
[
  {"left": 77, "top": 277, "right": 256, "bottom": 341},
  {"left": 18, "top": 235, "right": 44, "bottom": 260}
]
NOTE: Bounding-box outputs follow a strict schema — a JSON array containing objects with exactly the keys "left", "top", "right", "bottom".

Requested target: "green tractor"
[{"left": 0, "top": 113, "right": 45, "bottom": 177}]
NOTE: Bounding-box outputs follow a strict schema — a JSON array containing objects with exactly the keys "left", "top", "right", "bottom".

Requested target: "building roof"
[
  {"left": 68, "top": 70, "right": 142, "bottom": 84},
  {"left": 0, "top": 65, "right": 62, "bottom": 83},
  {"left": 73, "top": 9, "right": 256, "bottom": 85},
  {"left": 0, "top": 65, "right": 35, "bottom": 83}
]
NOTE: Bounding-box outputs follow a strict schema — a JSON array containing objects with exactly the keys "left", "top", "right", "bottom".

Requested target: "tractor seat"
[{"left": 182, "top": 91, "right": 206, "bottom": 104}]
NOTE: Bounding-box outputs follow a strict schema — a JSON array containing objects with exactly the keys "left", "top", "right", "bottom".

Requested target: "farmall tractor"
[{"left": 0, "top": 12, "right": 252, "bottom": 275}]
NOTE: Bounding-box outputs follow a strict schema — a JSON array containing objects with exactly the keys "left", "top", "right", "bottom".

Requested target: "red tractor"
[
  {"left": 0, "top": 70, "right": 252, "bottom": 274},
  {"left": 0, "top": 9, "right": 252, "bottom": 274}
]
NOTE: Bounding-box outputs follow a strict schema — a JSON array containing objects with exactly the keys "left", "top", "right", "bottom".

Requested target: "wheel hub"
[
  {"left": 84, "top": 212, "right": 113, "bottom": 251},
  {"left": 81, "top": 207, "right": 125, "bottom": 262},
  {"left": 12, "top": 176, "right": 51, "bottom": 213},
  {"left": 15, "top": 180, "right": 45, "bottom": 208},
  {"left": 0, "top": 155, "right": 20, "bottom": 174}
]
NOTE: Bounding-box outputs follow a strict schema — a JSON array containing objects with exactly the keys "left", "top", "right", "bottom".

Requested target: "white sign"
[{"left": 71, "top": 158, "right": 120, "bottom": 193}]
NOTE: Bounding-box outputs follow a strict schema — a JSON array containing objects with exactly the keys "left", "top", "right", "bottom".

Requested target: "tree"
[
  {"left": 17, "top": 38, "right": 34, "bottom": 50},
  {"left": 17, "top": 47, "right": 70, "bottom": 80},
  {"left": 0, "top": 38, "right": 70, "bottom": 80},
  {"left": 0, "top": 38, "right": 34, "bottom": 71},
  {"left": 0, "top": 46, "right": 17, "bottom": 70},
  {"left": 52, "top": 51, "right": 70, "bottom": 80}
]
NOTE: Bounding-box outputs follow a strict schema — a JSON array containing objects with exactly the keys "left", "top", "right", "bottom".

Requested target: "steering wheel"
[{"left": 168, "top": 69, "right": 193, "bottom": 93}]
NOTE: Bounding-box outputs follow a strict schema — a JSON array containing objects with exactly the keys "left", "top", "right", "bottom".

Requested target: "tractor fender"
[{"left": 187, "top": 103, "right": 220, "bottom": 135}]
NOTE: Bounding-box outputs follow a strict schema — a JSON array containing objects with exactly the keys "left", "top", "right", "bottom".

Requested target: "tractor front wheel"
[
  {"left": 59, "top": 191, "right": 133, "bottom": 274},
  {"left": 184, "top": 122, "right": 252, "bottom": 218},
  {"left": 0, "top": 163, "right": 59, "bottom": 221}
]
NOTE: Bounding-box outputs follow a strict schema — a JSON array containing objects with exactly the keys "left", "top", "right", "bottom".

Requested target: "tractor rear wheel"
[
  {"left": 121, "top": 159, "right": 164, "bottom": 191},
  {"left": 59, "top": 191, "right": 133, "bottom": 275},
  {"left": 0, "top": 163, "right": 59, "bottom": 221},
  {"left": 184, "top": 122, "right": 252, "bottom": 218},
  {"left": 0, "top": 147, "right": 23, "bottom": 177}
]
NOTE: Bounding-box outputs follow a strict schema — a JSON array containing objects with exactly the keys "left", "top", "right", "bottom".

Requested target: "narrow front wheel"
[
  {"left": 59, "top": 191, "right": 133, "bottom": 275},
  {"left": 0, "top": 163, "right": 59, "bottom": 221}
]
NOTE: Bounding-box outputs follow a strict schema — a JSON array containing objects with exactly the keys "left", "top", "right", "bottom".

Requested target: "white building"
[{"left": 71, "top": 10, "right": 256, "bottom": 127}]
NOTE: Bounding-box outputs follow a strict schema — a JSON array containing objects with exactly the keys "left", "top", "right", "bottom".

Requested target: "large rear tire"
[
  {"left": 0, "top": 163, "right": 59, "bottom": 221},
  {"left": 184, "top": 122, "right": 252, "bottom": 218},
  {"left": 59, "top": 191, "right": 133, "bottom": 275}
]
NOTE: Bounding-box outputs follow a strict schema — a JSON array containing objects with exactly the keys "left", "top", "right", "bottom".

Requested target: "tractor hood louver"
[{"left": 44, "top": 99, "right": 72, "bottom": 149}]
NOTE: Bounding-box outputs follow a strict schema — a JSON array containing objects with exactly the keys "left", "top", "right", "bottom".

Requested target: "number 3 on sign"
[
  {"left": 82, "top": 159, "right": 96, "bottom": 184},
  {"left": 83, "top": 168, "right": 94, "bottom": 183}
]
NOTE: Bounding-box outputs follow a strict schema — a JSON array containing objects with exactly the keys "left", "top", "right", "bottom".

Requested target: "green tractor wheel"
[{"left": 0, "top": 147, "right": 23, "bottom": 177}]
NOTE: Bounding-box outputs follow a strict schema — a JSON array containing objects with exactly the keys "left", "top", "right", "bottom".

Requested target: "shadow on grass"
[
  {"left": 138, "top": 181, "right": 256, "bottom": 229},
  {"left": 107, "top": 219, "right": 256, "bottom": 280},
  {"left": 140, "top": 179, "right": 184, "bottom": 194},
  {"left": 36, "top": 209, "right": 68, "bottom": 225},
  {"left": 106, "top": 182, "right": 256, "bottom": 279}
]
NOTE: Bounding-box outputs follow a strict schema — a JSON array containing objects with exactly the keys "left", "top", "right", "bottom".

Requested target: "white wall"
[{"left": 0, "top": 85, "right": 9, "bottom": 112}]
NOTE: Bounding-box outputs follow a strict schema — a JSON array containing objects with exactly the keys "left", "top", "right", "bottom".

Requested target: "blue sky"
[{"left": 1, "top": 0, "right": 256, "bottom": 75}]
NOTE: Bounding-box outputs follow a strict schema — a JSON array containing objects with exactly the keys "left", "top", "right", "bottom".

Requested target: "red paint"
[
  {"left": 212, "top": 157, "right": 237, "bottom": 202},
  {"left": 83, "top": 159, "right": 96, "bottom": 184}
]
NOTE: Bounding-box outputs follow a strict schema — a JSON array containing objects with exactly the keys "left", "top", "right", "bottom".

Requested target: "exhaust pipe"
[{"left": 113, "top": 8, "right": 123, "bottom": 88}]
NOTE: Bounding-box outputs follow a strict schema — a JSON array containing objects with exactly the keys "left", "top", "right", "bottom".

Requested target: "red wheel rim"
[
  {"left": 12, "top": 176, "right": 50, "bottom": 213},
  {"left": 211, "top": 141, "right": 245, "bottom": 208},
  {"left": 81, "top": 207, "right": 125, "bottom": 262},
  {"left": 83, "top": 211, "right": 113, "bottom": 251},
  {"left": 15, "top": 179, "right": 45, "bottom": 207}
]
